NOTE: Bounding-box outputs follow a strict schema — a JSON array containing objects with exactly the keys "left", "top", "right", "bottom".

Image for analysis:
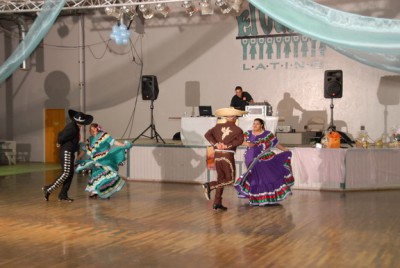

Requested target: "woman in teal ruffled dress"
[{"left": 76, "top": 123, "right": 132, "bottom": 199}]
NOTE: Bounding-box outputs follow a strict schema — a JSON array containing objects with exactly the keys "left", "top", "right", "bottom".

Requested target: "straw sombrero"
[
  {"left": 214, "top": 107, "right": 248, "bottom": 117},
  {"left": 68, "top": 109, "right": 94, "bottom": 125}
]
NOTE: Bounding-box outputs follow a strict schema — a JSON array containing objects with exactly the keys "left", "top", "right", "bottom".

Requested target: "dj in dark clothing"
[
  {"left": 42, "top": 109, "right": 93, "bottom": 202},
  {"left": 230, "top": 86, "right": 254, "bottom": 111}
]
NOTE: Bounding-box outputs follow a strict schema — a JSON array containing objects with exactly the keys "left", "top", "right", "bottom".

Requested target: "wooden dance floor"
[{"left": 1, "top": 167, "right": 400, "bottom": 267}]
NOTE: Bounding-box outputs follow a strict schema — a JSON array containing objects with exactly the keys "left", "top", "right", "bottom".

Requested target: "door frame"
[{"left": 44, "top": 108, "right": 65, "bottom": 163}]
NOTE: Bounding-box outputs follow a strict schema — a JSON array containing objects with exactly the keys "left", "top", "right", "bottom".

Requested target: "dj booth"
[{"left": 180, "top": 116, "right": 279, "bottom": 145}]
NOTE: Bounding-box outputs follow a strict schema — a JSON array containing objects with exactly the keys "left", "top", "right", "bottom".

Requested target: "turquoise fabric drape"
[
  {"left": 1, "top": 0, "right": 399, "bottom": 81},
  {"left": 0, "top": 0, "right": 66, "bottom": 84},
  {"left": 249, "top": 0, "right": 400, "bottom": 73}
]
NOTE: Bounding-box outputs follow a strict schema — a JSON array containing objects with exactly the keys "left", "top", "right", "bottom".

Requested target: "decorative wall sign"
[{"left": 236, "top": 4, "right": 326, "bottom": 71}]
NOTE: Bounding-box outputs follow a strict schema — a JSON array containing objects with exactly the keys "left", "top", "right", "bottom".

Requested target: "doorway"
[{"left": 45, "top": 109, "right": 65, "bottom": 163}]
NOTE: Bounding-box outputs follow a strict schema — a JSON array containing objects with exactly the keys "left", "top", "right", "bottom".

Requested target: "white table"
[
  {"left": 345, "top": 148, "right": 400, "bottom": 190},
  {"left": 290, "top": 147, "right": 400, "bottom": 190},
  {"left": 180, "top": 116, "right": 279, "bottom": 146},
  {"left": 290, "top": 147, "right": 347, "bottom": 190}
]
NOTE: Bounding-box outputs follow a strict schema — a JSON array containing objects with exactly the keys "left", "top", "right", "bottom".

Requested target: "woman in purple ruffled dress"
[{"left": 234, "top": 118, "right": 294, "bottom": 206}]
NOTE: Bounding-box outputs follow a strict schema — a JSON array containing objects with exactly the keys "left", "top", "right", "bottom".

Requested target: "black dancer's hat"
[{"left": 68, "top": 109, "right": 93, "bottom": 125}]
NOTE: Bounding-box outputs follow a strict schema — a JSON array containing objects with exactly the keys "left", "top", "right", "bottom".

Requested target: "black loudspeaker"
[
  {"left": 141, "top": 75, "right": 159, "bottom": 100},
  {"left": 324, "top": 70, "right": 343, "bottom": 98}
]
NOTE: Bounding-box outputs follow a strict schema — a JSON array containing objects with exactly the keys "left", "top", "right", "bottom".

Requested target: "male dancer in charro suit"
[
  {"left": 203, "top": 107, "right": 247, "bottom": 211},
  {"left": 42, "top": 109, "right": 93, "bottom": 202}
]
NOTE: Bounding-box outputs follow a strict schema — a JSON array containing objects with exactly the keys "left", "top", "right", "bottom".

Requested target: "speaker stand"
[
  {"left": 132, "top": 100, "right": 165, "bottom": 144},
  {"left": 327, "top": 98, "right": 353, "bottom": 147},
  {"left": 327, "top": 98, "right": 336, "bottom": 131}
]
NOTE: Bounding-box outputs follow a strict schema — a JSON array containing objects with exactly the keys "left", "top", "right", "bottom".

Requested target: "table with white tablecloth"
[
  {"left": 288, "top": 147, "right": 400, "bottom": 190},
  {"left": 180, "top": 116, "right": 279, "bottom": 146},
  {"left": 290, "top": 147, "right": 347, "bottom": 190},
  {"left": 126, "top": 129, "right": 400, "bottom": 189},
  {"left": 344, "top": 148, "right": 400, "bottom": 190}
]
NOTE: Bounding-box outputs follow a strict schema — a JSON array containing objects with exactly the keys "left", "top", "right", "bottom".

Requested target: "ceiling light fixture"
[
  {"left": 105, "top": 6, "right": 122, "bottom": 19},
  {"left": 215, "top": 0, "right": 232, "bottom": 14},
  {"left": 182, "top": 1, "right": 197, "bottom": 16},
  {"left": 231, "top": 0, "right": 243, "bottom": 13},
  {"left": 155, "top": 3, "right": 170, "bottom": 18},
  {"left": 139, "top": 4, "right": 154, "bottom": 20},
  {"left": 121, "top": 5, "right": 137, "bottom": 20},
  {"left": 200, "top": 0, "right": 213, "bottom": 15}
]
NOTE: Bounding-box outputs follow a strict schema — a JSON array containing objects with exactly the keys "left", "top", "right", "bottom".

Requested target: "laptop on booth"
[{"left": 198, "top": 106, "right": 213, "bottom": 117}]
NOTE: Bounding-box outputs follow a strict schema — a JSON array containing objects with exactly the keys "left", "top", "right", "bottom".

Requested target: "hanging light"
[
  {"left": 155, "top": 3, "right": 170, "bottom": 18},
  {"left": 121, "top": 5, "right": 137, "bottom": 20},
  {"left": 105, "top": 7, "right": 122, "bottom": 19},
  {"left": 182, "top": 1, "right": 197, "bottom": 16},
  {"left": 231, "top": 0, "right": 243, "bottom": 13},
  {"left": 200, "top": 0, "right": 213, "bottom": 15},
  {"left": 139, "top": 4, "right": 154, "bottom": 20},
  {"left": 215, "top": 0, "right": 232, "bottom": 14},
  {"left": 110, "top": 23, "right": 131, "bottom": 46}
]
